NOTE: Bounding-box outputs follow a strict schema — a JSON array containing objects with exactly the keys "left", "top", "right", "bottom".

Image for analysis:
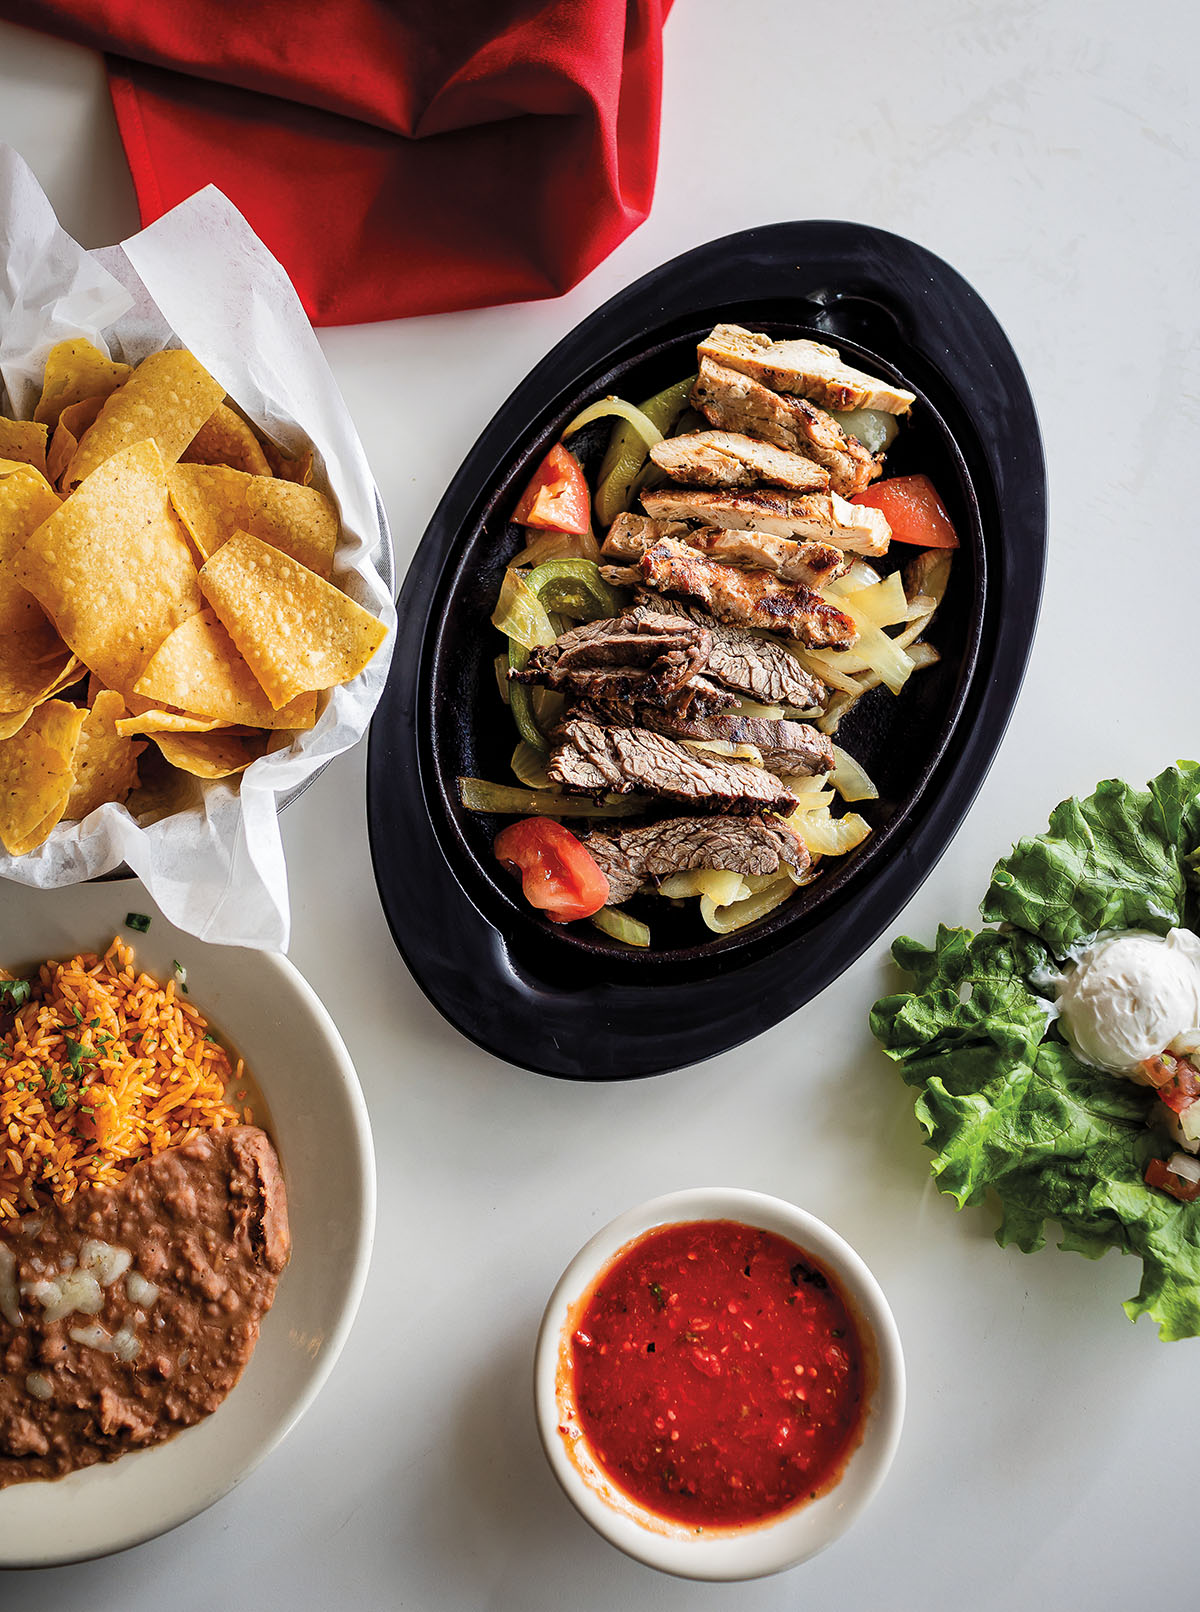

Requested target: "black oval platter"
[{"left": 367, "top": 222, "right": 1046, "bottom": 1080}]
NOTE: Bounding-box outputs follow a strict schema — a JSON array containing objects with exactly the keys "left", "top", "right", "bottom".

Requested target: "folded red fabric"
[{"left": 2, "top": 0, "right": 672, "bottom": 325}]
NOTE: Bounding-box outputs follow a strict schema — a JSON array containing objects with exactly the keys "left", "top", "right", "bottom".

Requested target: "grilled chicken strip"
[
  {"left": 649, "top": 430, "right": 829, "bottom": 493},
  {"left": 639, "top": 538, "right": 857, "bottom": 648},
  {"left": 641, "top": 486, "right": 891, "bottom": 558},
  {"left": 691, "top": 358, "right": 880, "bottom": 496},
  {"left": 550, "top": 717, "right": 798, "bottom": 816},
  {"left": 697, "top": 324, "right": 916, "bottom": 414},
  {"left": 633, "top": 598, "right": 827, "bottom": 710},
  {"left": 602, "top": 513, "right": 846, "bottom": 591},
  {"left": 582, "top": 815, "right": 809, "bottom": 905}
]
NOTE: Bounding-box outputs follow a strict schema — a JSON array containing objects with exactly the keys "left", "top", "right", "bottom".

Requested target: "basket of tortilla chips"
[{"left": 0, "top": 148, "right": 395, "bottom": 946}]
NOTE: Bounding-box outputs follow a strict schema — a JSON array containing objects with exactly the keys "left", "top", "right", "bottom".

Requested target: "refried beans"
[{"left": 0, "top": 1125, "right": 289, "bottom": 1486}]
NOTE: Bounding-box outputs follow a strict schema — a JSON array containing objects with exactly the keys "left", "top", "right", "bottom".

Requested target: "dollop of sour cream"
[{"left": 1055, "top": 929, "right": 1200, "bottom": 1076}]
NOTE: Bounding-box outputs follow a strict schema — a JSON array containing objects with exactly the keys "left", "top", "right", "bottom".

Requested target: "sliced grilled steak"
[
  {"left": 582, "top": 815, "right": 809, "bottom": 904},
  {"left": 649, "top": 430, "right": 829, "bottom": 493},
  {"left": 575, "top": 701, "right": 834, "bottom": 777},
  {"left": 638, "top": 538, "right": 857, "bottom": 647},
  {"left": 602, "top": 513, "right": 845, "bottom": 591},
  {"left": 641, "top": 486, "right": 891, "bottom": 557},
  {"left": 697, "top": 325, "right": 916, "bottom": 414},
  {"left": 690, "top": 359, "right": 881, "bottom": 496},
  {"left": 633, "top": 598, "right": 827, "bottom": 709},
  {"left": 510, "top": 609, "right": 731, "bottom": 713},
  {"left": 549, "top": 717, "right": 797, "bottom": 815}
]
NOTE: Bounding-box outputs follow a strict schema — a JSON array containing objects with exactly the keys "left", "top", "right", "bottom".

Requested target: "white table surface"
[{"left": 1, "top": 1, "right": 1196, "bottom": 1603}]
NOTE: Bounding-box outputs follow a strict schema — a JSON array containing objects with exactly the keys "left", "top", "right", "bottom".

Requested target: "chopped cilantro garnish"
[
  {"left": 71, "top": 1004, "right": 84, "bottom": 1024},
  {"left": 64, "top": 1036, "right": 89, "bottom": 1074},
  {"left": 125, "top": 912, "right": 151, "bottom": 933},
  {"left": 203, "top": 1033, "right": 220, "bottom": 1044},
  {"left": 0, "top": 979, "right": 31, "bottom": 1009},
  {"left": 48, "top": 1084, "right": 71, "bottom": 1110},
  {"left": 648, "top": 1281, "right": 667, "bottom": 1310}
]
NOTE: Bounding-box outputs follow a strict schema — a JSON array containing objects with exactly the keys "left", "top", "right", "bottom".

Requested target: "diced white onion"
[{"left": 1168, "top": 1152, "right": 1200, "bottom": 1183}]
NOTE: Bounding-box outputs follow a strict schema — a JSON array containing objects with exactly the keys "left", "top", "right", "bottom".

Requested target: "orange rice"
[{"left": 0, "top": 938, "right": 243, "bottom": 1224}]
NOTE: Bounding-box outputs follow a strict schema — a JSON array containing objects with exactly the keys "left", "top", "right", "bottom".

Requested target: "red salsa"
[{"left": 567, "top": 1220, "right": 869, "bottom": 1528}]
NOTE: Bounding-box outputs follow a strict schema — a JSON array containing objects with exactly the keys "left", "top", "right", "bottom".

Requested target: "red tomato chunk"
[
  {"left": 851, "top": 473, "right": 959, "bottom": 549},
  {"left": 570, "top": 1221, "right": 868, "bottom": 1527},
  {"left": 512, "top": 443, "right": 590, "bottom": 535},
  {"left": 494, "top": 817, "right": 610, "bottom": 923}
]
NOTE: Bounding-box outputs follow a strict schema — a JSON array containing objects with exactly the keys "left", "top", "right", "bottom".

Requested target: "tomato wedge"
[
  {"left": 494, "top": 817, "right": 610, "bottom": 923},
  {"left": 1145, "top": 1158, "right": 1200, "bottom": 1204},
  {"left": 850, "top": 473, "right": 959, "bottom": 549},
  {"left": 512, "top": 443, "right": 590, "bottom": 535},
  {"left": 1158, "top": 1061, "right": 1200, "bottom": 1115}
]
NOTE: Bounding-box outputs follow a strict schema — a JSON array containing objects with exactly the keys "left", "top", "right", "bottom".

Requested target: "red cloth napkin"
[{"left": 2, "top": 0, "right": 672, "bottom": 325}]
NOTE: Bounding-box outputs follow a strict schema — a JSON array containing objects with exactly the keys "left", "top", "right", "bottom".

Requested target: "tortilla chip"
[
  {"left": 33, "top": 338, "right": 131, "bottom": 431},
  {"left": 0, "top": 419, "right": 48, "bottom": 478},
  {"left": 122, "top": 742, "right": 196, "bottom": 824},
  {"left": 182, "top": 404, "right": 272, "bottom": 476},
  {"left": 168, "top": 464, "right": 338, "bottom": 578},
  {"left": 34, "top": 698, "right": 87, "bottom": 760},
  {"left": 0, "top": 621, "right": 78, "bottom": 713},
  {"left": 64, "top": 349, "right": 226, "bottom": 489},
  {"left": 13, "top": 439, "right": 202, "bottom": 693},
  {"left": 134, "top": 607, "right": 318, "bottom": 729},
  {"left": 0, "top": 707, "right": 33, "bottom": 742},
  {"left": 0, "top": 464, "right": 60, "bottom": 633},
  {"left": 116, "top": 710, "right": 236, "bottom": 736},
  {"left": 0, "top": 699, "right": 86, "bottom": 855},
  {"left": 46, "top": 395, "right": 107, "bottom": 491},
  {"left": 199, "top": 530, "right": 386, "bottom": 709},
  {"left": 262, "top": 438, "right": 314, "bottom": 485},
  {"left": 151, "top": 728, "right": 267, "bottom": 778},
  {"left": 64, "top": 690, "right": 145, "bottom": 820}
]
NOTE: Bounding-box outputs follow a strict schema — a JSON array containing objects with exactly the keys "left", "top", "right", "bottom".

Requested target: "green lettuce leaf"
[
  {"left": 873, "top": 764, "right": 1200, "bottom": 1339},
  {"left": 873, "top": 924, "right": 1200, "bottom": 1339},
  {"left": 980, "top": 762, "right": 1200, "bottom": 956}
]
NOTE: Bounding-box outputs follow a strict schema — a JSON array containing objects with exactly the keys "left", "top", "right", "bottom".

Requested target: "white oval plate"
[{"left": 0, "top": 881, "right": 375, "bottom": 1566}]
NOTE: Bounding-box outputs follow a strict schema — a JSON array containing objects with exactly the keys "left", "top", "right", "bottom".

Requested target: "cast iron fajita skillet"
[{"left": 367, "top": 223, "right": 1046, "bottom": 1079}]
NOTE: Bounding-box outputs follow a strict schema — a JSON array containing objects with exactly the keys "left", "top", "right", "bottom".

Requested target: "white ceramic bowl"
[
  {"left": 0, "top": 881, "right": 376, "bottom": 1567},
  {"left": 534, "top": 1188, "right": 904, "bottom": 1581}
]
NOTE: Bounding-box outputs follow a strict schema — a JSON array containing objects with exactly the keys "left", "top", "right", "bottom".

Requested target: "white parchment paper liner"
[{"left": 0, "top": 146, "right": 396, "bottom": 949}]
